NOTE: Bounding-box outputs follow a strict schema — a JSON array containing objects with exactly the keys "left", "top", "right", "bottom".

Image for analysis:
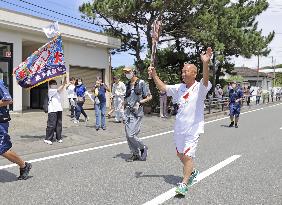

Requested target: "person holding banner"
[
  {"left": 0, "top": 80, "right": 32, "bottom": 180},
  {"left": 148, "top": 47, "right": 213, "bottom": 196},
  {"left": 44, "top": 76, "right": 67, "bottom": 145}
]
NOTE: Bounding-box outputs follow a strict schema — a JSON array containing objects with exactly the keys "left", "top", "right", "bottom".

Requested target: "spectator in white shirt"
[
  {"left": 66, "top": 77, "right": 77, "bottom": 119},
  {"left": 112, "top": 76, "right": 126, "bottom": 123}
]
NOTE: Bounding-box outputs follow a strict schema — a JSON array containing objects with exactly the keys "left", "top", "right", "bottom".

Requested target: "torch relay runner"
[{"left": 148, "top": 47, "right": 213, "bottom": 196}]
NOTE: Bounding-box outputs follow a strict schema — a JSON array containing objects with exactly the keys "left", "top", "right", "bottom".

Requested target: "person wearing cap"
[
  {"left": 112, "top": 76, "right": 126, "bottom": 123},
  {"left": 122, "top": 67, "right": 152, "bottom": 162},
  {"left": 148, "top": 47, "right": 213, "bottom": 196},
  {"left": 228, "top": 81, "right": 243, "bottom": 128}
]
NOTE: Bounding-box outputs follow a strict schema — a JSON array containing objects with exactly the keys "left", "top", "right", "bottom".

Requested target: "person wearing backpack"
[
  {"left": 0, "top": 80, "right": 32, "bottom": 180},
  {"left": 44, "top": 76, "right": 66, "bottom": 145},
  {"left": 122, "top": 67, "right": 152, "bottom": 162}
]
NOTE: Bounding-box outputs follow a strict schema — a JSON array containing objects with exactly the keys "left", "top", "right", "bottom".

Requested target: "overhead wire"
[{"left": 0, "top": 0, "right": 100, "bottom": 31}]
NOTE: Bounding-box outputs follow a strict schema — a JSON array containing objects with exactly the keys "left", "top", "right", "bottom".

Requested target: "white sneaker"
[
  {"left": 57, "top": 139, "right": 63, "bottom": 143},
  {"left": 73, "top": 119, "right": 79, "bottom": 124},
  {"left": 44, "top": 140, "right": 52, "bottom": 145},
  {"left": 85, "top": 117, "right": 89, "bottom": 122}
]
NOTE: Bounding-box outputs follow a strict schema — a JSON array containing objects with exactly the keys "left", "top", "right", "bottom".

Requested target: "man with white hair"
[{"left": 148, "top": 47, "right": 213, "bottom": 196}]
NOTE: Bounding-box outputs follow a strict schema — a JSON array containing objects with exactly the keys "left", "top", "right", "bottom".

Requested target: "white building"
[{"left": 0, "top": 8, "right": 120, "bottom": 111}]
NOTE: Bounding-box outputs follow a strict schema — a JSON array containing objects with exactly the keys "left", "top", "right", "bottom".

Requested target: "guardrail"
[
  {"left": 204, "top": 93, "right": 282, "bottom": 114},
  {"left": 152, "top": 93, "right": 282, "bottom": 116}
]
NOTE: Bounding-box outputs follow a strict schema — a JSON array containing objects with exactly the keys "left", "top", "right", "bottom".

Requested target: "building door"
[
  {"left": 0, "top": 42, "right": 13, "bottom": 110},
  {"left": 30, "top": 82, "right": 48, "bottom": 109}
]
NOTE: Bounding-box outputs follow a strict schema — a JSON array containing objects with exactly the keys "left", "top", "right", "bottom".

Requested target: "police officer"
[
  {"left": 0, "top": 80, "right": 32, "bottom": 180},
  {"left": 228, "top": 81, "right": 243, "bottom": 128},
  {"left": 123, "top": 67, "right": 152, "bottom": 162}
]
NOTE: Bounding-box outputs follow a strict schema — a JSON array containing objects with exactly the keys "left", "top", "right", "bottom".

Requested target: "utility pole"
[
  {"left": 257, "top": 55, "right": 260, "bottom": 86},
  {"left": 272, "top": 56, "right": 276, "bottom": 86},
  {"left": 212, "top": 52, "right": 217, "bottom": 96}
]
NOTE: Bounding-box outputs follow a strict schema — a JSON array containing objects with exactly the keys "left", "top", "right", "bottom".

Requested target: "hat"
[{"left": 122, "top": 67, "right": 135, "bottom": 72}]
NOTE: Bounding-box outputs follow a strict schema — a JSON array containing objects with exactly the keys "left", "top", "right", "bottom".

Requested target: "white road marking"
[
  {"left": 0, "top": 103, "right": 280, "bottom": 170},
  {"left": 142, "top": 155, "right": 241, "bottom": 205},
  {"left": 280, "top": 127, "right": 282, "bottom": 130}
]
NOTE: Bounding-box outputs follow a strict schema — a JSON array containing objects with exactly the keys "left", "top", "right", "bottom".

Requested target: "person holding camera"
[
  {"left": 92, "top": 77, "right": 110, "bottom": 131},
  {"left": 0, "top": 80, "right": 32, "bottom": 180}
]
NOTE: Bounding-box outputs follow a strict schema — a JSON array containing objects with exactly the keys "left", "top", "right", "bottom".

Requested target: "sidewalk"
[{"left": 6, "top": 100, "right": 281, "bottom": 158}]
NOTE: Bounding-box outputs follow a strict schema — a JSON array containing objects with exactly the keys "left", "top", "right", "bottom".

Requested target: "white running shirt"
[{"left": 166, "top": 79, "right": 212, "bottom": 139}]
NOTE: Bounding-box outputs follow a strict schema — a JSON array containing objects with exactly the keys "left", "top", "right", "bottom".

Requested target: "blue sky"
[{"left": 0, "top": 0, "right": 281, "bottom": 68}]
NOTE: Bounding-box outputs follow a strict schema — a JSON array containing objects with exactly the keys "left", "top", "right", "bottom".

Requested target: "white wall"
[
  {"left": 64, "top": 41, "right": 108, "bottom": 69},
  {"left": 64, "top": 41, "right": 111, "bottom": 108},
  {"left": 0, "top": 30, "right": 23, "bottom": 111}
]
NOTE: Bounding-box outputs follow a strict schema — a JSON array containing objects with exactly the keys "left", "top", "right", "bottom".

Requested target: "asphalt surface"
[{"left": 0, "top": 103, "right": 281, "bottom": 205}]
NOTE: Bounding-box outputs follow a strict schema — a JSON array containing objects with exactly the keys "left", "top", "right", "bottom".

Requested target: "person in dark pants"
[
  {"left": 0, "top": 80, "right": 32, "bottom": 180},
  {"left": 228, "top": 81, "right": 243, "bottom": 128},
  {"left": 74, "top": 78, "right": 88, "bottom": 124},
  {"left": 44, "top": 76, "right": 66, "bottom": 145}
]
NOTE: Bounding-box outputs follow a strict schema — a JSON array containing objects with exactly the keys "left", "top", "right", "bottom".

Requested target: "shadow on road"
[
  {"left": 220, "top": 125, "right": 231, "bottom": 128},
  {"left": 20, "top": 135, "right": 68, "bottom": 140},
  {"left": 0, "top": 170, "right": 18, "bottom": 183},
  {"left": 113, "top": 153, "right": 131, "bottom": 160},
  {"left": 135, "top": 172, "right": 182, "bottom": 186}
]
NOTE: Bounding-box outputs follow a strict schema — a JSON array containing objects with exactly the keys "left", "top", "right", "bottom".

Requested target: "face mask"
[
  {"left": 50, "top": 85, "right": 57, "bottom": 89},
  {"left": 78, "top": 82, "right": 82, "bottom": 85},
  {"left": 126, "top": 73, "right": 133, "bottom": 80}
]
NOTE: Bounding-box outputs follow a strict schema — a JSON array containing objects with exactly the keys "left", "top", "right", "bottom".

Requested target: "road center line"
[
  {"left": 142, "top": 155, "right": 241, "bottom": 205},
  {"left": 0, "top": 103, "right": 280, "bottom": 170}
]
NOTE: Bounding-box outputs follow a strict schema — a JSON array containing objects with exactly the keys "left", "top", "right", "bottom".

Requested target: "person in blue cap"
[
  {"left": 0, "top": 80, "right": 32, "bottom": 180},
  {"left": 228, "top": 81, "right": 243, "bottom": 128}
]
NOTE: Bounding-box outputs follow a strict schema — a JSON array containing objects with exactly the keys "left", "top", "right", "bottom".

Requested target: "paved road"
[{"left": 0, "top": 103, "right": 281, "bottom": 205}]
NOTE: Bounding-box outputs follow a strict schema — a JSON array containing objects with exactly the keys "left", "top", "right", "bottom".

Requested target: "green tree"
[
  {"left": 80, "top": 0, "right": 275, "bottom": 110},
  {"left": 79, "top": 0, "right": 170, "bottom": 72},
  {"left": 165, "top": 0, "right": 274, "bottom": 83}
]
